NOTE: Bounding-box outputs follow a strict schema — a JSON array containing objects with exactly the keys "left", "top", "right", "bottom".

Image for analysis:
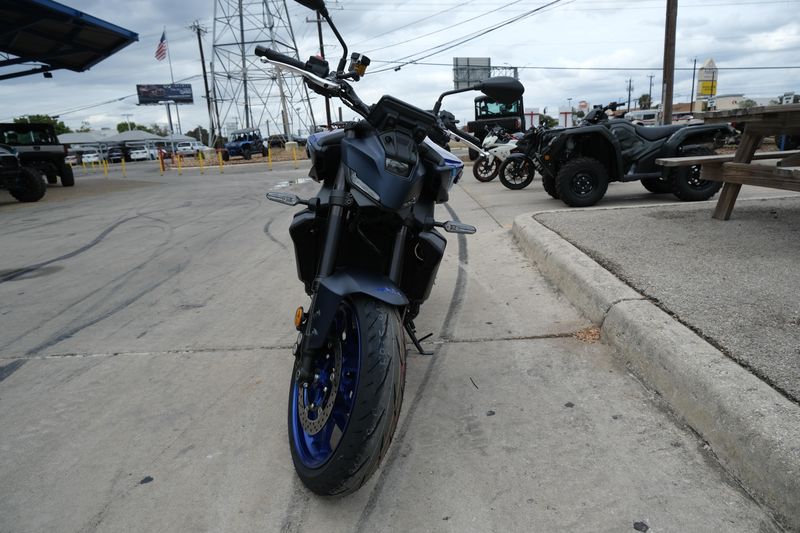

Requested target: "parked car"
[
  {"left": 176, "top": 141, "right": 201, "bottom": 156},
  {"left": 129, "top": 147, "right": 149, "bottom": 161},
  {"left": 0, "top": 143, "right": 46, "bottom": 202},
  {"left": 107, "top": 147, "right": 125, "bottom": 163},
  {"left": 223, "top": 127, "right": 267, "bottom": 160},
  {"left": 65, "top": 152, "right": 79, "bottom": 165},
  {"left": 267, "top": 134, "right": 288, "bottom": 148},
  {"left": 81, "top": 150, "right": 101, "bottom": 164}
]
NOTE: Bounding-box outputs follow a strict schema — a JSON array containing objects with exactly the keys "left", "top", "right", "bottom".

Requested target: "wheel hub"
[
  {"left": 572, "top": 172, "right": 595, "bottom": 195},
  {"left": 297, "top": 340, "right": 342, "bottom": 435}
]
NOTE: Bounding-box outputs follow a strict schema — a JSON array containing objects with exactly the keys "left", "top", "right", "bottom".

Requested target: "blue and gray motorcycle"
[{"left": 260, "top": 0, "right": 523, "bottom": 495}]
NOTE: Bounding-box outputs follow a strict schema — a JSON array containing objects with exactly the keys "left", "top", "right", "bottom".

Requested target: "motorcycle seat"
[{"left": 634, "top": 123, "right": 684, "bottom": 141}]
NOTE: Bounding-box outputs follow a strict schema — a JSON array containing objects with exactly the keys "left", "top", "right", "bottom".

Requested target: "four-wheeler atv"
[
  {"left": 222, "top": 127, "right": 269, "bottom": 161},
  {"left": 0, "top": 143, "right": 46, "bottom": 203},
  {"left": 515, "top": 103, "right": 735, "bottom": 207}
]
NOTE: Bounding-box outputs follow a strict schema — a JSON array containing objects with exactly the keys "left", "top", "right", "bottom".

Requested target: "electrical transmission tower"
[{"left": 210, "top": 0, "right": 316, "bottom": 145}]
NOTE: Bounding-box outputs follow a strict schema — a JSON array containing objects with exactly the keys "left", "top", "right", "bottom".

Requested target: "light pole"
[{"left": 567, "top": 97, "right": 573, "bottom": 126}]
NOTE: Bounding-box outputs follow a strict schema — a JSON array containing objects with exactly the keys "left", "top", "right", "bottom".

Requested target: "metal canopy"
[{"left": 0, "top": 0, "right": 138, "bottom": 81}]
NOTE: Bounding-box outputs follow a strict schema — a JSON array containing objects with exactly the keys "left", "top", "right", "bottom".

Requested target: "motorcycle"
[
  {"left": 472, "top": 126, "right": 521, "bottom": 182},
  {"left": 496, "top": 122, "right": 549, "bottom": 190},
  {"left": 260, "top": 0, "right": 523, "bottom": 495}
]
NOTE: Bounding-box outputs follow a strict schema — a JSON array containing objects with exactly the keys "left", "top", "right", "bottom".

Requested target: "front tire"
[
  {"left": 670, "top": 146, "right": 722, "bottom": 201},
  {"left": 289, "top": 295, "right": 406, "bottom": 495},
  {"left": 542, "top": 174, "right": 559, "bottom": 199},
  {"left": 60, "top": 164, "right": 75, "bottom": 187},
  {"left": 10, "top": 167, "right": 46, "bottom": 202},
  {"left": 242, "top": 147, "right": 252, "bottom": 160},
  {"left": 555, "top": 156, "right": 609, "bottom": 207},
  {"left": 498, "top": 155, "right": 534, "bottom": 190},
  {"left": 472, "top": 156, "right": 499, "bottom": 182}
]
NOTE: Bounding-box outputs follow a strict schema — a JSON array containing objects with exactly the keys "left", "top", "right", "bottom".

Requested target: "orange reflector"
[
  {"left": 294, "top": 307, "right": 304, "bottom": 328},
  {"left": 544, "top": 154, "right": 551, "bottom": 161}
]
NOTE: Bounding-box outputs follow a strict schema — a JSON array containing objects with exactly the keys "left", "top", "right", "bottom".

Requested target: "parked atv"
[
  {"left": 1, "top": 144, "right": 46, "bottom": 202},
  {"left": 515, "top": 102, "right": 735, "bottom": 207}
]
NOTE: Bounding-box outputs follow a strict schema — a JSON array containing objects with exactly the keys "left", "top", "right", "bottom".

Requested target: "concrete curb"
[{"left": 512, "top": 213, "right": 800, "bottom": 531}]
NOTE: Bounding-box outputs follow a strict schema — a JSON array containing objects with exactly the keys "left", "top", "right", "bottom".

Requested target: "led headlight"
[
  {"left": 348, "top": 170, "right": 380, "bottom": 203},
  {"left": 385, "top": 157, "right": 410, "bottom": 176}
]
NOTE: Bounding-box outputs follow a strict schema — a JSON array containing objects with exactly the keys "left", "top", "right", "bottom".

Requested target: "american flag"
[{"left": 155, "top": 31, "right": 167, "bottom": 61}]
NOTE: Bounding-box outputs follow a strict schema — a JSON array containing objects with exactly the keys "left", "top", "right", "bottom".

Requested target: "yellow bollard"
[
  {"left": 199, "top": 151, "right": 204, "bottom": 174},
  {"left": 267, "top": 146, "right": 273, "bottom": 171},
  {"left": 217, "top": 151, "right": 224, "bottom": 174},
  {"left": 103, "top": 159, "right": 109, "bottom": 177},
  {"left": 292, "top": 145, "right": 298, "bottom": 169},
  {"left": 82, "top": 161, "right": 87, "bottom": 174},
  {"left": 121, "top": 157, "right": 127, "bottom": 178},
  {"left": 177, "top": 154, "right": 183, "bottom": 175},
  {"left": 159, "top": 152, "right": 165, "bottom": 175}
]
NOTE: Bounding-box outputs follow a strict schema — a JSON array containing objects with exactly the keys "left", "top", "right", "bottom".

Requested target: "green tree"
[
  {"left": 540, "top": 114, "right": 559, "bottom": 128},
  {"left": 738, "top": 98, "right": 757, "bottom": 109},
  {"left": 148, "top": 123, "right": 170, "bottom": 137},
  {"left": 77, "top": 121, "right": 91, "bottom": 132},
  {"left": 116, "top": 121, "right": 153, "bottom": 133},
  {"left": 638, "top": 93, "right": 652, "bottom": 110},
  {"left": 185, "top": 125, "right": 209, "bottom": 145},
  {"left": 14, "top": 114, "right": 71, "bottom": 135}
]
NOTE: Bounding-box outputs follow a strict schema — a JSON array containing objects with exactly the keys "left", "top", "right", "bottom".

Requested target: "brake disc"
[{"left": 297, "top": 340, "right": 342, "bottom": 435}]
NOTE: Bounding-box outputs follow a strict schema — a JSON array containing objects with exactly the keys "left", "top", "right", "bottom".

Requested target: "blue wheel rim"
[{"left": 290, "top": 301, "right": 361, "bottom": 468}]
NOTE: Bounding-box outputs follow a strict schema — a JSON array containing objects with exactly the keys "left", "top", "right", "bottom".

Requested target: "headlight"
[{"left": 385, "top": 157, "right": 410, "bottom": 177}]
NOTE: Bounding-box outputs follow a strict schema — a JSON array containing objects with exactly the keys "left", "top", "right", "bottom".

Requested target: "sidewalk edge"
[{"left": 512, "top": 212, "right": 800, "bottom": 530}]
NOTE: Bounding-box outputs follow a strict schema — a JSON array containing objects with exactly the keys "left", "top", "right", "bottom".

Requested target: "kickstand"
[{"left": 404, "top": 321, "right": 433, "bottom": 355}]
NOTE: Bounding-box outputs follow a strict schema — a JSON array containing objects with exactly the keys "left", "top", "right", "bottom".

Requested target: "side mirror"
[
  {"left": 474, "top": 77, "right": 524, "bottom": 105},
  {"left": 294, "top": 0, "right": 327, "bottom": 14}
]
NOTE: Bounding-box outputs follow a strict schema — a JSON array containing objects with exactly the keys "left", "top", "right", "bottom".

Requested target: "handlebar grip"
[{"left": 255, "top": 46, "right": 307, "bottom": 70}]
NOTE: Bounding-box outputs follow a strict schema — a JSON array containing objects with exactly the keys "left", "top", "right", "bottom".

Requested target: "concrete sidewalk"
[{"left": 513, "top": 197, "right": 800, "bottom": 531}]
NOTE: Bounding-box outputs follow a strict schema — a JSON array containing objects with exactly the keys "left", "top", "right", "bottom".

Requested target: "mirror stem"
[
  {"left": 433, "top": 86, "right": 473, "bottom": 114},
  {"left": 322, "top": 12, "right": 348, "bottom": 73}
]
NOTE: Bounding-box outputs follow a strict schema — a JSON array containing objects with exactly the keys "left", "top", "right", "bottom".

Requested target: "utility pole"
[
  {"left": 238, "top": 0, "right": 251, "bottom": 128},
  {"left": 661, "top": 0, "right": 678, "bottom": 124},
  {"left": 689, "top": 58, "right": 697, "bottom": 113},
  {"left": 189, "top": 21, "right": 217, "bottom": 146},
  {"left": 121, "top": 113, "right": 133, "bottom": 131},
  {"left": 647, "top": 74, "right": 655, "bottom": 109},
  {"left": 307, "top": 14, "right": 332, "bottom": 128},
  {"left": 626, "top": 79, "right": 633, "bottom": 112}
]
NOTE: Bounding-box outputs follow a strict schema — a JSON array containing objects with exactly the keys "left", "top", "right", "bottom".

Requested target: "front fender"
[{"left": 305, "top": 269, "right": 408, "bottom": 350}]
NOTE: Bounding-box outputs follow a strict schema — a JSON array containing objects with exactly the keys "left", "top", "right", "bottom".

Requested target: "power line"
[
  {"left": 369, "top": 60, "right": 800, "bottom": 71},
  {"left": 369, "top": 0, "right": 571, "bottom": 74}
]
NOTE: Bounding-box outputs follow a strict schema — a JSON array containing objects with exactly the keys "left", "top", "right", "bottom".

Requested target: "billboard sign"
[
  {"left": 136, "top": 84, "right": 194, "bottom": 105},
  {"left": 453, "top": 57, "right": 491, "bottom": 90},
  {"left": 698, "top": 80, "right": 717, "bottom": 97}
]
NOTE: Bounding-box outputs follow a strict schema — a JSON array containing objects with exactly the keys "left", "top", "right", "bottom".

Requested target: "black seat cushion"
[{"left": 635, "top": 124, "right": 684, "bottom": 141}]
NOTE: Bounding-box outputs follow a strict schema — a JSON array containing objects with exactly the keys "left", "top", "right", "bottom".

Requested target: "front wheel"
[
  {"left": 9, "top": 167, "right": 46, "bottom": 202},
  {"left": 289, "top": 295, "right": 406, "bottom": 495},
  {"left": 60, "top": 164, "right": 75, "bottom": 187},
  {"left": 671, "top": 146, "right": 722, "bottom": 201},
  {"left": 472, "top": 156, "right": 499, "bottom": 182},
  {"left": 498, "top": 155, "right": 534, "bottom": 190},
  {"left": 542, "top": 174, "right": 559, "bottom": 199},
  {"left": 555, "top": 156, "right": 609, "bottom": 207}
]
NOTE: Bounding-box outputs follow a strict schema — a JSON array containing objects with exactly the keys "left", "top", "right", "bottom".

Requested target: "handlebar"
[{"left": 255, "top": 46, "right": 307, "bottom": 71}]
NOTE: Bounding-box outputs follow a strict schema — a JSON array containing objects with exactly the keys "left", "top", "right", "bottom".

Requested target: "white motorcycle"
[{"left": 472, "top": 126, "right": 521, "bottom": 182}]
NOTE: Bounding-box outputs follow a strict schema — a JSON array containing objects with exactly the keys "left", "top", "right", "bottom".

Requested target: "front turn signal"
[{"left": 294, "top": 306, "right": 305, "bottom": 329}]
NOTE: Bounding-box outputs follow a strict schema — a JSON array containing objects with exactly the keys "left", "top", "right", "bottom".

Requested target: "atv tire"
[
  {"left": 671, "top": 147, "right": 722, "bottom": 201},
  {"left": 555, "top": 156, "right": 609, "bottom": 207},
  {"left": 640, "top": 177, "right": 671, "bottom": 194},
  {"left": 222, "top": 151, "right": 230, "bottom": 162},
  {"left": 542, "top": 174, "right": 559, "bottom": 199},
  {"left": 10, "top": 167, "right": 46, "bottom": 202},
  {"left": 242, "top": 147, "right": 252, "bottom": 160},
  {"left": 60, "top": 164, "right": 75, "bottom": 187}
]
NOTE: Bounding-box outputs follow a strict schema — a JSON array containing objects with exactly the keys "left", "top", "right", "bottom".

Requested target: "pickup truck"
[
  {"left": 465, "top": 95, "right": 525, "bottom": 160},
  {"left": 0, "top": 122, "right": 74, "bottom": 186}
]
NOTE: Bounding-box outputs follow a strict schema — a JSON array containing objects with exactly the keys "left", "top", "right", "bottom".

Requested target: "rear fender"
[
  {"left": 305, "top": 269, "right": 408, "bottom": 350},
  {"left": 550, "top": 127, "right": 623, "bottom": 179},
  {"left": 663, "top": 124, "right": 734, "bottom": 155}
]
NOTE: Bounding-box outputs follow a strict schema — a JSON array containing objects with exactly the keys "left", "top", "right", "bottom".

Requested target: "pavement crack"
[{"left": 4, "top": 344, "right": 294, "bottom": 360}]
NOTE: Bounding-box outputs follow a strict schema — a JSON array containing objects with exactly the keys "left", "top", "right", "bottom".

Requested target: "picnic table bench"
[{"left": 655, "top": 104, "right": 800, "bottom": 220}]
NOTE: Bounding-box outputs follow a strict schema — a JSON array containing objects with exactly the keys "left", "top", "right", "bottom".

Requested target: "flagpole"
[{"left": 164, "top": 26, "right": 182, "bottom": 135}]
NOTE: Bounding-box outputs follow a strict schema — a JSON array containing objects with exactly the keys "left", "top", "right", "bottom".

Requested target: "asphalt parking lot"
[{"left": 0, "top": 161, "right": 788, "bottom": 532}]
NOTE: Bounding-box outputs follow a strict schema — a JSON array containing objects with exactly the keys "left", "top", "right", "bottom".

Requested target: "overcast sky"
[{"left": 1, "top": 0, "right": 798, "bottom": 136}]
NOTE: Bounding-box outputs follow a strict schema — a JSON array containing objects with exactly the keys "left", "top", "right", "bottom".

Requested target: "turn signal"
[
  {"left": 294, "top": 306, "right": 305, "bottom": 329},
  {"left": 543, "top": 154, "right": 551, "bottom": 161}
]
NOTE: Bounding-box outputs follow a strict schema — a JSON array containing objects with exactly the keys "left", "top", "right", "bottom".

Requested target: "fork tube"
[
  {"left": 317, "top": 129, "right": 355, "bottom": 277},
  {"left": 388, "top": 225, "right": 408, "bottom": 284}
]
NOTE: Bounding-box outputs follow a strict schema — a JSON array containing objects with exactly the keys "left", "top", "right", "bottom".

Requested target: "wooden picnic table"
[{"left": 657, "top": 104, "right": 800, "bottom": 220}]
